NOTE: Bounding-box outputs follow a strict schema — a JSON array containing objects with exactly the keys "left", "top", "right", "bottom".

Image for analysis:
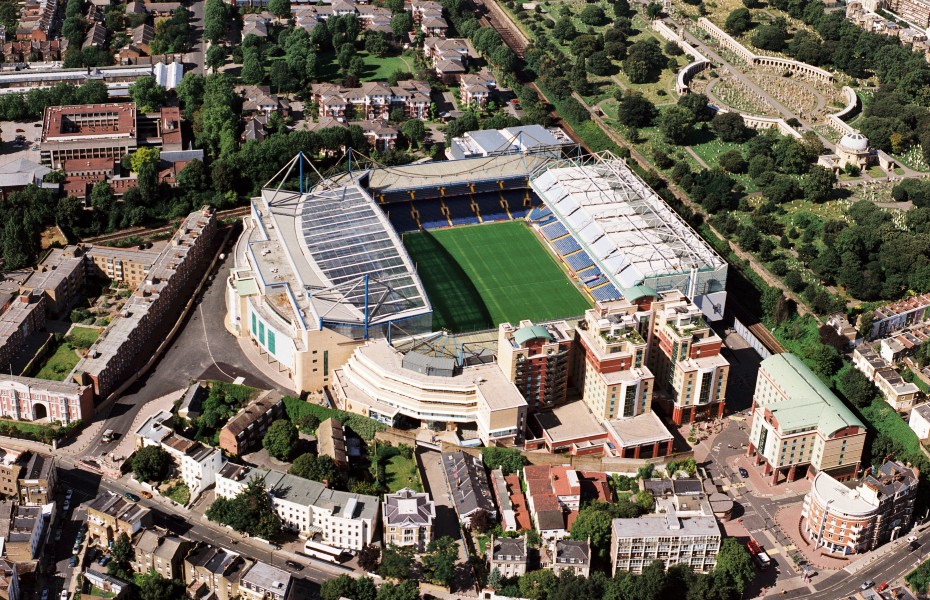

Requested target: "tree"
[
  {"left": 206, "top": 477, "right": 281, "bottom": 539},
  {"left": 132, "top": 445, "right": 172, "bottom": 483},
  {"left": 378, "top": 545, "right": 413, "bottom": 580},
  {"left": 203, "top": 0, "right": 228, "bottom": 42},
  {"left": 718, "top": 149, "right": 747, "bottom": 174},
  {"left": 422, "top": 536, "right": 458, "bottom": 588},
  {"left": 761, "top": 286, "right": 792, "bottom": 325},
  {"left": 657, "top": 106, "right": 694, "bottom": 144},
  {"left": 587, "top": 50, "right": 614, "bottom": 76},
  {"left": 616, "top": 91, "right": 656, "bottom": 128},
  {"left": 623, "top": 39, "right": 664, "bottom": 83},
  {"left": 519, "top": 569, "right": 557, "bottom": 600},
  {"left": 570, "top": 503, "right": 613, "bottom": 559},
  {"left": 803, "top": 165, "right": 836, "bottom": 203},
  {"left": 714, "top": 538, "right": 756, "bottom": 595},
  {"left": 107, "top": 532, "right": 134, "bottom": 579},
  {"left": 840, "top": 367, "right": 878, "bottom": 408},
  {"left": 321, "top": 575, "right": 358, "bottom": 600},
  {"left": 289, "top": 453, "right": 339, "bottom": 482},
  {"left": 579, "top": 5, "right": 607, "bottom": 25},
  {"left": 470, "top": 508, "right": 492, "bottom": 533},
  {"left": 358, "top": 544, "right": 381, "bottom": 572},
  {"left": 205, "top": 45, "right": 226, "bottom": 72},
  {"left": 646, "top": 1, "right": 663, "bottom": 18},
  {"left": 391, "top": 11, "right": 413, "bottom": 38},
  {"left": 241, "top": 47, "right": 265, "bottom": 85},
  {"left": 677, "top": 93, "right": 713, "bottom": 122},
  {"left": 481, "top": 447, "right": 528, "bottom": 475},
  {"left": 130, "top": 147, "right": 160, "bottom": 174},
  {"left": 270, "top": 61, "right": 291, "bottom": 94},
  {"left": 263, "top": 419, "right": 298, "bottom": 461},
  {"left": 752, "top": 19, "right": 789, "bottom": 51},
  {"left": 401, "top": 119, "right": 426, "bottom": 149},
  {"left": 376, "top": 581, "right": 420, "bottom": 600},
  {"left": 268, "top": 0, "right": 290, "bottom": 18},
  {"left": 129, "top": 76, "right": 166, "bottom": 112},
  {"left": 724, "top": 8, "right": 753, "bottom": 35},
  {"left": 858, "top": 311, "right": 874, "bottom": 340},
  {"left": 365, "top": 30, "right": 392, "bottom": 58},
  {"left": 553, "top": 17, "right": 577, "bottom": 42},
  {"left": 806, "top": 343, "right": 841, "bottom": 379},
  {"left": 711, "top": 111, "right": 749, "bottom": 142},
  {"left": 137, "top": 571, "right": 188, "bottom": 600}
]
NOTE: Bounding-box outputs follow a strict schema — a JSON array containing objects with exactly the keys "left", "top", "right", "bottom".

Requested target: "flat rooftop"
[
  {"left": 42, "top": 103, "right": 136, "bottom": 142},
  {"left": 612, "top": 514, "right": 720, "bottom": 539},
  {"left": 534, "top": 401, "right": 604, "bottom": 444},
  {"left": 604, "top": 411, "right": 674, "bottom": 448}
]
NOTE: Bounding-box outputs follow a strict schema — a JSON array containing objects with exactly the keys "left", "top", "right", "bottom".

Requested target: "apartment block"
[
  {"left": 0, "top": 376, "right": 94, "bottom": 425},
  {"left": 801, "top": 460, "right": 918, "bottom": 554},
  {"left": 134, "top": 409, "right": 225, "bottom": 498},
  {"left": 0, "top": 501, "right": 52, "bottom": 562},
  {"left": 215, "top": 464, "right": 379, "bottom": 551},
  {"left": 0, "top": 292, "right": 47, "bottom": 378},
  {"left": 19, "top": 245, "right": 85, "bottom": 317},
  {"left": 382, "top": 488, "right": 435, "bottom": 552},
  {"left": 17, "top": 453, "right": 55, "bottom": 506},
  {"left": 852, "top": 345, "right": 919, "bottom": 412},
  {"left": 218, "top": 390, "right": 285, "bottom": 456},
  {"left": 610, "top": 515, "right": 721, "bottom": 575},
  {"left": 83, "top": 245, "right": 161, "bottom": 287},
  {"left": 310, "top": 80, "right": 430, "bottom": 121},
  {"left": 133, "top": 529, "right": 190, "bottom": 580},
  {"left": 497, "top": 320, "right": 575, "bottom": 412},
  {"left": 748, "top": 353, "right": 867, "bottom": 484},
  {"left": 86, "top": 491, "right": 152, "bottom": 547},
  {"left": 0, "top": 449, "right": 25, "bottom": 499},
  {"left": 73, "top": 207, "right": 218, "bottom": 398}
]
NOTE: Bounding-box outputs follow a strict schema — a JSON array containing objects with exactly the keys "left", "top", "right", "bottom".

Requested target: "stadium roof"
[
  {"left": 531, "top": 153, "right": 725, "bottom": 294},
  {"left": 258, "top": 180, "right": 431, "bottom": 329}
]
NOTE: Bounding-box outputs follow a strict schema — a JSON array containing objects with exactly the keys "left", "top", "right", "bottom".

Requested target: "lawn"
[
  {"left": 384, "top": 453, "right": 421, "bottom": 493},
  {"left": 165, "top": 483, "right": 190, "bottom": 505},
  {"left": 403, "top": 221, "right": 592, "bottom": 332},
  {"left": 317, "top": 51, "right": 412, "bottom": 83},
  {"left": 34, "top": 327, "right": 101, "bottom": 381}
]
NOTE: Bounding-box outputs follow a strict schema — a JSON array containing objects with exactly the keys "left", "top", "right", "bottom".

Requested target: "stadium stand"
[
  {"left": 385, "top": 203, "right": 419, "bottom": 233},
  {"left": 413, "top": 200, "right": 449, "bottom": 229},
  {"left": 445, "top": 196, "right": 481, "bottom": 226},
  {"left": 590, "top": 283, "right": 622, "bottom": 302},
  {"left": 564, "top": 251, "right": 594, "bottom": 272},
  {"left": 541, "top": 222, "right": 568, "bottom": 240},
  {"left": 552, "top": 235, "right": 581, "bottom": 255},
  {"left": 528, "top": 205, "right": 552, "bottom": 221},
  {"left": 474, "top": 192, "right": 511, "bottom": 223}
]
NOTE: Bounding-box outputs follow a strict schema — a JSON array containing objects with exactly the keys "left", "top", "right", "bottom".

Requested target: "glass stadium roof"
[{"left": 296, "top": 184, "right": 429, "bottom": 324}]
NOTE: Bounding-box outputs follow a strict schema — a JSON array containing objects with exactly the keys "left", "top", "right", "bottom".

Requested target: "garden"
[{"left": 32, "top": 326, "right": 101, "bottom": 381}]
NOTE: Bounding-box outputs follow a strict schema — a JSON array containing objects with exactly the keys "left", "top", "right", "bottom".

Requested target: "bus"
[
  {"left": 746, "top": 538, "right": 771, "bottom": 571},
  {"left": 302, "top": 540, "right": 349, "bottom": 564}
]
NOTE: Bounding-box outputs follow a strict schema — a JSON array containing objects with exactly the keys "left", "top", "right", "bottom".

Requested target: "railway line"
[{"left": 81, "top": 206, "right": 250, "bottom": 245}]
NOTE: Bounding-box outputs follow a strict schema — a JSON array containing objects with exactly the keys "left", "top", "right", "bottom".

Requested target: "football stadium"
[{"left": 226, "top": 147, "right": 728, "bottom": 394}]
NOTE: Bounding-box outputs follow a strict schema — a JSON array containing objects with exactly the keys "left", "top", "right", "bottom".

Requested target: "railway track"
[{"left": 81, "top": 206, "right": 251, "bottom": 245}]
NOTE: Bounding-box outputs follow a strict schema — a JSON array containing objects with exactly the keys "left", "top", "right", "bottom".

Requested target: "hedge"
[{"left": 283, "top": 396, "right": 385, "bottom": 441}]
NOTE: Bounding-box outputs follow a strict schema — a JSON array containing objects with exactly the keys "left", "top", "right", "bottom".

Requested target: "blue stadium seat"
[
  {"left": 586, "top": 276, "right": 609, "bottom": 289},
  {"left": 564, "top": 251, "right": 594, "bottom": 272},
  {"left": 415, "top": 201, "right": 449, "bottom": 230},
  {"left": 531, "top": 206, "right": 553, "bottom": 221},
  {"left": 552, "top": 235, "right": 581, "bottom": 255},
  {"left": 541, "top": 222, "right": 568, "bottom": 240},
  {"left": 444, "top": 196, "right": 481, "bottom": 226},
  {"left": 384, "top": 204, "right": 419, "bottom": 233},
  {"left": 591, "top": 283, "right": 622, "bottom": 302}
]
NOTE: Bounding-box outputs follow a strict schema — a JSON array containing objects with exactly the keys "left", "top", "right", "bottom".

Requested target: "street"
[{"left": 70, "top": 249, "right": 283, "bottom": 461}]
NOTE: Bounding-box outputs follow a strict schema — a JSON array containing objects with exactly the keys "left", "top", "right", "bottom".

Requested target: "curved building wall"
[{"left": 801, "top": 471, "right": 878, "bottom": 555}]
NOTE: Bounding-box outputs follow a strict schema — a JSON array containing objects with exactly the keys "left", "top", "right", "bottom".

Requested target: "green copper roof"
[
  {"left": 758, "top": 353, "right": 864, "bottom": 434},
  {"left": 235, "top": 278, "right": 259, "bottom": 297},
  {"left": 621, "top": 285, "right": 659, "bottom": 302},
  {"left": 514, "top": 325, "right": 552, "bottom": 346}
]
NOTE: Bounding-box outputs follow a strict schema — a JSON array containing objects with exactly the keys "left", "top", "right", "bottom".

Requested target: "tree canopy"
[
  {"left": 263, "top": 419, "right": 299, "bottom": 461},
  {"left": 132, "top": 445, "right": 172, "bottom": 483}
]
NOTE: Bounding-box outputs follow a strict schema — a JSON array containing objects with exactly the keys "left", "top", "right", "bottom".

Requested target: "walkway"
[{"left": 775, "top": 504, "right": 854, "bottom": 572}]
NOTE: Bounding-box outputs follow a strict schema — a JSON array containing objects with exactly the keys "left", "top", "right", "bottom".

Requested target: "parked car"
[
  {"left": 40, "top": 590, "right": 48, "bottom": 600},
  {"left": 60, "top": 591, "right": 68, "bottom": 600},
  {"left": 62, "top": 501, "right": 70, "bottom": 511},
  {"left": 124, "top": 492, "right": 140, "bottom": 502},
  {"left": 285, "top": 560, "right": 302, "bottom": 571},
  {"left": 861, "top": 580, "right": 875, "bottom": 590},
  {"left": 877, "top": 583, "right": 889, "bottom": 592},
  {"left": 139, "top": 490, "right": 152, "bottom": 499},
  {"left": 15, "top": 129, "right": 24, "bottom": 133},
  {"left": 738, "top": 467, "right": 749, "bottom": 478},
  {"left": 65, "top": 489, "right": 73, "bottom": 500},
  {"left": 68, "top": 556, "right": 77, "bottom": 567}
]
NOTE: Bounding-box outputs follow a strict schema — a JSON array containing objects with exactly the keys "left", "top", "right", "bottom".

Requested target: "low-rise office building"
[
  {"left": 801, "top": 460, "right": 918, "bottom": 554},
  {"left": 218, "top": 390, "right": 285, "bottom": 456},
  {"left": 747, "top": 353, "right": 867, "bottom": 484},
  {"left": 383, "top": 487, "right": 435, "bottom": 551},
  {"left": 215, "top": 464, "right": 379, "bottom": 551},
  {"left": 610, "top": 514, "right": 721, "bottom": 575},
  {"left": 86, "top": 491, "right": 152, "bottom": 547}
]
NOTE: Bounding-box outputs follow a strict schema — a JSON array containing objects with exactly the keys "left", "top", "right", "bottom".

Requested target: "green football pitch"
[{"left": 403, "top": 221, "right": 592, "bottom": 333}]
